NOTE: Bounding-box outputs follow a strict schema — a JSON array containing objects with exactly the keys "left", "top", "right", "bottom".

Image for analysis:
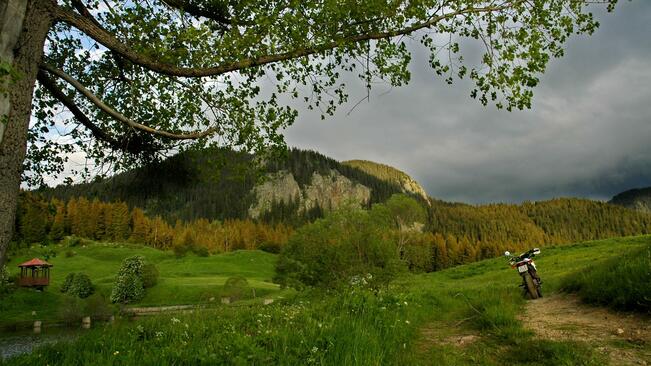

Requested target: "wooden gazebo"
[{"left": 18, "top": 258, "right": 53, "bottom": 288}]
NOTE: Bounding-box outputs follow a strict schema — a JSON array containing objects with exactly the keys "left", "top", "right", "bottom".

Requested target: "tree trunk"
[{"left": 0, "top": 0, "right": 53, "bottom": 267}]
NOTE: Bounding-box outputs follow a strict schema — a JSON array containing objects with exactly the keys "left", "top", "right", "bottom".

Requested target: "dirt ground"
[{"left": 520, "top": 294, "right": 651, "bottom": 366}]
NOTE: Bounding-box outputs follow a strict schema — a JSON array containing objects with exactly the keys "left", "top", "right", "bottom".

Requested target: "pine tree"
[
  {"left": 49, "top": 199, "right": 66, "bottom": 242},
  {"left": 109, "top": 202, "right": 131, "bottom": 241},
  {"left": 18, "top": 194, "right": 49, "bottom": 244},
  {"left": 130, "top": 208, "right": 150, "bottom": 244}
]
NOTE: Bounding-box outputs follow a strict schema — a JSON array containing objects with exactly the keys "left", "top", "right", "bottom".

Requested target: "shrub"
[
  {"left": 222, "top": 276, "right": 251, "bottom": 301},
  {"left": 59, "top": 295, "right": 84, "bottom": 325},
  {"left": 110, "top": 256, "right": 146, "bottom": 304},
  {"left": 64, "top": 250, "right": 76, "bottom": 258},
  {"left": 111, "top": 272, "right": 145, "bottom": 304},
  {"left": 64, "top": 236, "right": 81, "bottom": 247},
  {"left": 258, "top": 241, "right": 282, "bottom": 254},
  {"left": 60, "top": 273, "right": 75, "bottom": 293},
  {"left": 193, "top": 245, "right": 210, "bottom": 257},
  {"left": 85, "top": 294, "right": 114, "bottom": 320},
  {"left": 70, "top": 273, "right": 95, "bottom": 299},
  {"left": 41, "top": 248, "right": 57, "bottom": 261},
  {"left": 61, "top": 273, "right": 95, "bottom": 298},
  {"left": 173, "top": 243, "right": 191, "bottom": 258},
  {"left": 0, "top": 265, "right": 13, "bottom": 295},
  {"left": 142, "top": 263, "right": 159, "bottom": 289},
  {"left": 274, "top": 207, "right": 403, "bottom": 290}
]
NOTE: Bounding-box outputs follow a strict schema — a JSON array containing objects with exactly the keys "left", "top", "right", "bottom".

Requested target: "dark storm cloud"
[{"left": 283, "top": 1, "right": 651, "bottom": 204}]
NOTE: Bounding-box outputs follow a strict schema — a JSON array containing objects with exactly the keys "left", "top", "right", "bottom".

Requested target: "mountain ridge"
[
  {"left": 42, "top": 148, "right": 416, "bottom": 224},
  {"left": 609, "top": 186, "right": 651, "bottom": 213}
]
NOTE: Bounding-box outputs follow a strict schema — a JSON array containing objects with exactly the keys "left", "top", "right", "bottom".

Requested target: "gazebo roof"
[{"left": 18, "top": 258, "right": 53, "bottom": 268}]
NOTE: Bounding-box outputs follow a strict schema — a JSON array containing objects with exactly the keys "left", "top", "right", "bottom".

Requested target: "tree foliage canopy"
[{"left": 27, "top": 0, "right": 615, "bottom": 186}]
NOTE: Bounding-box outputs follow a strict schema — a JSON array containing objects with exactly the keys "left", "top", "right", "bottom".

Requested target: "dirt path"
[{"left": 520, "top": 294, "right": 650, "bottom": 365}]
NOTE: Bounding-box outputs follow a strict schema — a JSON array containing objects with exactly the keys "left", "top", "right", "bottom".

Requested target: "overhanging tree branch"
[
  {"left": 54, "top": 2, "right": 521, "bottom": 78},
  {"left": 40, "top": 63, "right": 220, "bottom": 140},
  {"left": 36, "top": 70, "right": 162, "bottom": 154},
  {"left": 37, "top": 70, "right": 121, "bottom": 148}
]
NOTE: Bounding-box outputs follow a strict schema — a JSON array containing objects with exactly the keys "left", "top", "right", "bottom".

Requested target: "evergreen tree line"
[
  {"left": 14, "top": 191, "right": 651, "bottom": 271},
  {"left": 13, "top": 193, "right": 292, "bottom": 254},
  {"left": 419, "top": 198, "right": 651, "bottom": 270}
]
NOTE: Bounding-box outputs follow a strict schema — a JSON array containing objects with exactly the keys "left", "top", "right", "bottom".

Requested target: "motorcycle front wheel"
[{"left": 523, "top": 273, "right": 539, "bottom": 300}]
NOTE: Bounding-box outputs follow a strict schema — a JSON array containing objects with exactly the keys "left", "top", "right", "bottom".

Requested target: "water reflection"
[{"left": 0, "top": 327, "right": 79, "bottom": 360}]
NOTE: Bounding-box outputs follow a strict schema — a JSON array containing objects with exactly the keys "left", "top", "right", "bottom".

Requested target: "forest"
[{"left": 12, "top": 189, "right": 651, "bottom": 273}]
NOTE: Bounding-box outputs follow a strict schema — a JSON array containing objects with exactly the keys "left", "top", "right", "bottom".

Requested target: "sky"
[{"left": 282, "top": 1, "right": 651, "bottom": 204}]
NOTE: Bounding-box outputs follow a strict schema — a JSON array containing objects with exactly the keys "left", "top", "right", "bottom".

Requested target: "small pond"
[{"left": 0, "top": 327, "right": 80, "bottom": 360}]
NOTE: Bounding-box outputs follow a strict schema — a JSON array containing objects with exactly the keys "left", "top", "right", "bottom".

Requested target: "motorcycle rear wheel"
[{"left": 523, "top": 273, "right": 539, "bottom": 300}]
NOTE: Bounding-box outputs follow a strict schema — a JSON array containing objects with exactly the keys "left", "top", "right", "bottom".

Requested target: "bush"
[
  {"left": 70, "top": 273, "right": 95, "bottom": 299},
  {"left": 0, "top": 265, "right": 13, "bottom": 295},
  {"left": 61, "top": 273, "right": 95, "bottom": 298},
  {"left": 193, "top": 245, "right": 210, "bottom": 257},
  {"left": 274, "top": 207, "right": 403, "bottom": 290},
  {"left": 41, "top": 248, "right": 57, "bottom": 261},
  {"left": 258, "top": 241, "right": 282, "bottom": 254},
  {"left": 222, "top": 276, "right": 251, "bottom": 301},
  {"left": 60, "top": 273, "right": 75, "bottom": 293},
  {"left": 64, "top": 250, "right": 76, "bottom": 258},
  {"left": 64, "top": 236, "right": 82, "bottom": 247},
  {"left": 110, "top": 256, "right": 146, "bottom": 304},
  {"left": 59, "top": 295, "right": 84, "bottom": 325},
  {"left": 142, "top": 263, "right": 159, "bottom": 289},
  {"left": 85, "top": 294, "right": 114, "bottom": 320},
  {"left": 173, "top": 243, "right": 191, "bottom": 258},
  {"left": 111, "top": 272, "right": 145, "bottom": 304}
]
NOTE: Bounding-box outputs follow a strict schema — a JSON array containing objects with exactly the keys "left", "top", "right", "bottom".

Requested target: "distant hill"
[
  {"left": 342, "top": 160, "right": 429, "bottom": 202},
  {"left": 42, "top": 148, "right": 407, "bottom": 224},
  {"left": 609, "top": 187, "right": 651, "bottom": 213}
]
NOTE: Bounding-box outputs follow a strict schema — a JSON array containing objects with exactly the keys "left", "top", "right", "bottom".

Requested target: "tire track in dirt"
[{"left": 520, "top": 294, "right": 650, "bottom": 365}]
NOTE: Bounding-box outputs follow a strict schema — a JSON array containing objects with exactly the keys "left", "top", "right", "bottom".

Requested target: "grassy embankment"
[
  {"left": 3, "top": 235, "right": 650, "bottom": 365},
  {"left": 561, "top": 242, "right": 650, "bottom": 312},
  {"left": 0, "top": 243, "right": 286, "bottom": 327}
]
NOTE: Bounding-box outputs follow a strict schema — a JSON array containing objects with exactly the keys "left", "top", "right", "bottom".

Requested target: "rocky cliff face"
[
  {"left": 249, "top": 169, "right": 371, "bottom": 218},
  {"left": 609, "top": 187, "right": 651, "bottom": 213},
  {"left": 248, "top": 171, "right": 301, "bottom": 218},
  {"left": 398, "top": 175, "right": 429, "bottom": 203}
]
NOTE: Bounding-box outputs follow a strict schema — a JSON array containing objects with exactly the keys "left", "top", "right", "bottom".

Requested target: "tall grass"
[
  {"left": 3, "top": 289, "right": 418, "bottom": 365},
  {"left": 561, "top": 244, "right": 650, "bottom": 312}
]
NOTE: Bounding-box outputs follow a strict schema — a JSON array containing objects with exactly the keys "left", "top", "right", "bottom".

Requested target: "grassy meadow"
[
  {"left": 0, "top": 243, "right": 286, "bottom": 327},
  {"left": 2, "top": 235, "right": 650, "bottom": 365}
]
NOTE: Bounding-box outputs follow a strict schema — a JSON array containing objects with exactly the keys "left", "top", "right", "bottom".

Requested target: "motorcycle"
[{"left": 504, "top": 248, "right": 543, "bottom": 299}]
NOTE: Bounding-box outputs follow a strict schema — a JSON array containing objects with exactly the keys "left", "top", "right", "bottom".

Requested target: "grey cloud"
[{"left": 284, "top": 1, "right": 651, "bottom": 204}]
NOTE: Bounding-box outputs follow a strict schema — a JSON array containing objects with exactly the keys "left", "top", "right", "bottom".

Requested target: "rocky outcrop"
[
  {"left": 249, "top": 169, "right": 371, "bottom": 218},
  {"left": 248, "top": 171, "right": 301, "bottom": 218},
  {"left": 302, "top": 170, "right": 371, "bottom": 211},
  {"left": 399, "top": 175, "right": 429, "bottom": 203}
]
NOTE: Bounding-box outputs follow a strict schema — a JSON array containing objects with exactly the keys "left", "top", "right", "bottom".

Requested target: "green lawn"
[{"left": 1, "top": 243, "right": 286, "bottom": 327}]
